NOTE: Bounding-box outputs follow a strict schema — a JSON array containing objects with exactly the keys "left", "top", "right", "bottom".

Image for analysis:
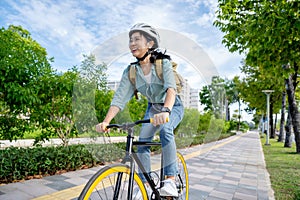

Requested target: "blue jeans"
[{"left": 137, "top": 96, "right": 184, "bottom": 182}]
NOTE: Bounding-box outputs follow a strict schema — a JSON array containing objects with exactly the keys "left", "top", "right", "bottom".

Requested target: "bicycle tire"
[
  {"left": 176, "top": 152, "right": 189, "bottom": 200},
  {"left": 78, "top": 163, "right": 148, "bottom": 200}
]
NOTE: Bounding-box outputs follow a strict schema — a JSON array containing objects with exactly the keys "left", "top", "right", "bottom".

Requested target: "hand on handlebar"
[
  {"left": 96, "top": 122, "right": 109, "bottom": 133},
  {"left": 152, "top": 112, "right": 169, "bottom": 126}
]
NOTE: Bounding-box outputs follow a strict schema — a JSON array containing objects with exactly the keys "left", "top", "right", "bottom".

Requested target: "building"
[
  {"left": 189, "top": 88, "right": 201, "bottom": 111},
  {"left": 107, "top": 81, "right": 120, "bottom": 91},
  {"left": 179, "top": 78, "right": 190, "bottom": 108},
  {"left": 179, "top": 79, "right": 201, "bottom": 111}
]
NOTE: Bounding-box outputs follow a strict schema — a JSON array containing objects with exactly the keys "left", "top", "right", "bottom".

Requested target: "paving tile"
[
  {"left": 0, "top": 190, "right": 35, "bottom": 200},
  {"left": 209, "top": 189, "right": 234, "bottom": 199},
  {"left": 80, "top": 174, "right": 94, "bottom": 180},
  {"left": 16, "top": 181, "right": 57, "bottom": 197},
  {"left": 233, "top": 192, "right": 257, "bottom": 200},
  {"left": 43, "top": 174, "right": 69, "bottom": 182},
  {"left": 189, "top": 187, "right": 209, "bottom": 200},
  {"left": 215, "top": 183, "right": 237, "bottom": 192},
  {"left": 198, "top": 178, "right": 219, "bottom": 187},
  {"left": 219, "top": 178, "right": 239, "bottom": 186},
  {"left": 239, "top": 178, "right": 257, "bottom": 186},
  {"left": 205, "top": 174, "right": 224, "bottom": 181},
  {"left": 64, "top": 176, "right": 89, "bottom": 186},
  {"left": 223, "top": 176, "right": 240, "bottom": 182},
  {"left": 46, "top": 180, "right": 76, "bottom": 191},
  {"left": 235, "top": 186, "right": 257, "bottom": 196},
  {"left": 191, "top": 183, "right": 214, "bottom": 193},
  {"left": 206, "top": 196, "right": 228, "bottom": 200},
  {"left": 242, "top": 172, "right": 258, "bottom": 179}
]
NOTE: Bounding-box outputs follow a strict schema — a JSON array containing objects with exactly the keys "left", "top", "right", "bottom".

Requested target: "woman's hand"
[
  {"left": 96, "top": 122, "right": 109, "bottom": 133},
  {"left": 153, "top": 112, "right": 169, "bottom": 126}
]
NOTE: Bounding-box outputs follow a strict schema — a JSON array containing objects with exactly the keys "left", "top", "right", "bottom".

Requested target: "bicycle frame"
[{"left": 109, "top": 121, "right": 163, "bottom": 200}]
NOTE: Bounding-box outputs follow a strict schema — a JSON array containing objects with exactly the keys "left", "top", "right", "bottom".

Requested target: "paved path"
[
  {"left": 0, "top": 136, "right": 128, "bottom": 148},
  {"left": 0, "top": 131, "right": 275, "bottom": 200}
]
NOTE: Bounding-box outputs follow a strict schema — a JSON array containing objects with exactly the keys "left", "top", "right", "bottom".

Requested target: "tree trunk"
[
  {"left": 285, "top": 74, "right": 300, "bottom": 153},
  {"left": 270, "top": 100, "right": 275, "bottom": 138},
  {"left": 225, "top": 98, "right": 230, "bottom": 121},
  {"left": 237, "top": 100, "right": 241, "bottom": 132},
  {"left": 284, "top": 108, "right": 293, "bottom": 148},
  {"left": 278, "top": 91, "right": 286, "bottom": 142},
  {"left": 274, "top": 114, "right": 278, "bottom": 137}
]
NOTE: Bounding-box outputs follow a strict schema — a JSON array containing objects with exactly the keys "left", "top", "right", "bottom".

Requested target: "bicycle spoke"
[
  {"left": 176, "top": 152, "right": 189, "bottom": 200},
  {"left": 79, "top": 164, "right": 147, "bottom": 200}
]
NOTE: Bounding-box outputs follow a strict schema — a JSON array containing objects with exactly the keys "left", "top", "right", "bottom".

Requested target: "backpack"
[{"left": 128, "top": 59, "right": 185, "bottom": 99}]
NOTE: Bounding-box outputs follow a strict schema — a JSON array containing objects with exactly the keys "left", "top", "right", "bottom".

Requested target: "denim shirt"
[{"left": 111, "top": 59, "right": 176, "bottom": 110}]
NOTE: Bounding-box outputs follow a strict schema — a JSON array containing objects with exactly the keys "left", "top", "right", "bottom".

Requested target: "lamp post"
[{"left": 262, "top": 90, "right": 274, "bottom": 145}]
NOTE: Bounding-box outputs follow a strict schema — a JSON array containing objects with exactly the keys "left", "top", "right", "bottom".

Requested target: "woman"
[{"left": 96, "top": 23, "right": 184, "bottom": 198}]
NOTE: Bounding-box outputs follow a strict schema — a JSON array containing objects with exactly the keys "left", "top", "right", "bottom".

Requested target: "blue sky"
[{"left": 0, "top": 0, "right": 252, "bottom": 121}]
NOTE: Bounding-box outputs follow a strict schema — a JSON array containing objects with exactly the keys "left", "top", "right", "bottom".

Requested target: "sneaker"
[
  {"left": 132, "top": 185, "right": 152, "bottom": 200},
  {"left": 159, "top": 179, "right": 178, "bottom": 197}
]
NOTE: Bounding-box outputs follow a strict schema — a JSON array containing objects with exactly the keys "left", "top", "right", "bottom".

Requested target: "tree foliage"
[
  {"left": 0, "top": 25, "right": 52, "bottom": 140},
  {"left": 199, "top": 76, "right": 240, "bottom": 120},
  {"left": 28, "top": 68, "right": 79, "bottom": 146},
  {"left": 215, "top": 0, "right": 300, "bottom": 152}
]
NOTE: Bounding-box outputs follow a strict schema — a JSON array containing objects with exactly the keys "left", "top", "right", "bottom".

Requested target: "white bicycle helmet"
[{"left": 129, "top": 23, "right": 160, "bottom": 48}]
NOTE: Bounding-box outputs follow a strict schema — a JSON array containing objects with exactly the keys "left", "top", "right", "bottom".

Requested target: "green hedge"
[{"left": 0, "top": 143, "right": 125, "bottom": 183}]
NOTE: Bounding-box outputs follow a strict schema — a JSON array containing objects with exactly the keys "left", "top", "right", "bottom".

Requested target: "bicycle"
[{"left": 78, "top": 119, "right": 189, "bottom": 200}]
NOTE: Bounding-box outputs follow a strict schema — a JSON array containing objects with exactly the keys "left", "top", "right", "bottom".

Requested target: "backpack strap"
[
  {"left": 128, "top": 64, "right": 136, "bottom": 85},
  {"left": 154, "top": 59, "right": 163, "bottom": 80},
  {"left": 155, "top": 59, "right": 184, "bottom": 94},
  {"left": 128, "top": 63, "right": 139, "bottom": 99}
]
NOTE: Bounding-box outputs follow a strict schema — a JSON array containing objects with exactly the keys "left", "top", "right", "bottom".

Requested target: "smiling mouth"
[{"left": 131, "top": 49, "right": 137, "bottom": 53}]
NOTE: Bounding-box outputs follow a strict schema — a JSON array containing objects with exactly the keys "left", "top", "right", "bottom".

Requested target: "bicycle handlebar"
[
  {"left": 106, "top": 119, "right": 151, "bottom": 129},
  {"left": 106, "top": 117, "right": 169, "bottom": 130}
]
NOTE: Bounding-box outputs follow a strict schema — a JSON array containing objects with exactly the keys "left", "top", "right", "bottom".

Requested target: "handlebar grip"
[
  {"left": 149, "top": 117, "right": 169, "bottom": 123},
  {"left": 150, "top": 118, "right": 153, "bottom": 123}
]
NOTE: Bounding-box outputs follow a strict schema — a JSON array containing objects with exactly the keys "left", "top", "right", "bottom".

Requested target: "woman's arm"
[
  {"left": 96, "top": 105, "right": 120, "bottom": 132},
  {"left": 103, "top": 105, "right": 120, "bottom": 123},
  {"left": 164, "top": 88, "right": 176, "bottom": 110},
  {"left": 152, "top": 87, "right": 176, "bottom": 126}
]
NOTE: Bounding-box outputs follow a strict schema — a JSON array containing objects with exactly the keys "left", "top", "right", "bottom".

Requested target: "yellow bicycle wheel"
[
  {"left": 78, "top": 164, "right": 148, "bottom": 200},
  {"left": 176, "top": 152, "right": 189, "bottom": 200}
]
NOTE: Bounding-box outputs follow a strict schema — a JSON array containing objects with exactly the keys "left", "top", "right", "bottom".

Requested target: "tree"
[
  {"left": 0, "top": 25, "right": 52, "bottom": 140},
  {"left": 226, "top": 76, "right": 243, "bottom": 130},
  {"left": 214, "top": 1, "right": 300, "bottom": 152},
  {"left": 199, "top": 85, "right": 212, "bottom": 112},
  {"left": 278, "top": 91, "right": 286, "bottom": 142},
  {"left": 176, "top": 108, "right": 200, "bottom": 147},
  {"left": 199, "top": 76, "right": 226, "bottom": 119},
  {"left": 236, "top": 63, "right": 282, "bottom": 138},
  {"left": 30, "top": 69, "right": 78, "bottom": 146},
  {"left": 200, "top": 76, "right": 241, "bottom": 122},
  {"left": 79, "top": 54, "right": 108, "bottom": 90},
  {"left": 73, "top": 54, "right": 109, "bottom": 135}
]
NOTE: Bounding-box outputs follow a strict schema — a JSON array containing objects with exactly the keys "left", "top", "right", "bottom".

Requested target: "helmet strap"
[{"left": 136, "top": 49, "right": 153, "bottom": 62}]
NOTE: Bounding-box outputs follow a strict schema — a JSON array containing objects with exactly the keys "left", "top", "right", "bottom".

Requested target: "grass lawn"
[{"left": 261, "top": 137, "right": 300, "bottom": 200}]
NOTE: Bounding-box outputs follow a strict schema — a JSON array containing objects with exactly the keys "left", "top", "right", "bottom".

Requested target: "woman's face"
[{"left": 129, "top": 32, "right": 151, "bottom": 59}]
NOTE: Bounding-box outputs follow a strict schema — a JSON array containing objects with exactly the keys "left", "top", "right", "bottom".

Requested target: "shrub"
[{"left": 0, "top": 143, "right": 125, "bottom": 183}]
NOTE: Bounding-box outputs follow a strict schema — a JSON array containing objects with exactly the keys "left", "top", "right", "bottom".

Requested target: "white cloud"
[
  {"left": 2, "top": 0, "right": 244, "bottom": 79},
  {"left": 5, "top": 0, "right": 100, "bottom": 69}
]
